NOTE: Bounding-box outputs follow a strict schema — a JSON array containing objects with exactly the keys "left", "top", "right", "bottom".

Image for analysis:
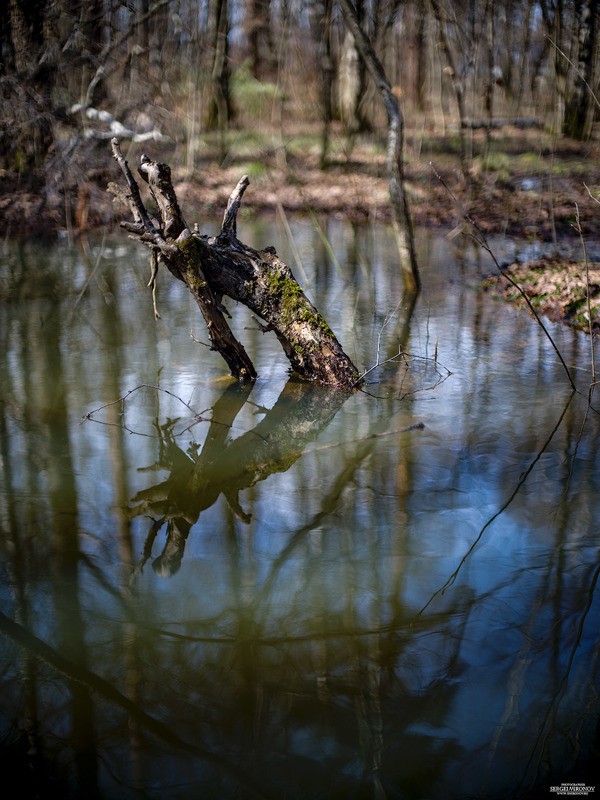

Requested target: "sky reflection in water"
[{"left": 0, "top": 220, "right": 599, "bottom": 799}]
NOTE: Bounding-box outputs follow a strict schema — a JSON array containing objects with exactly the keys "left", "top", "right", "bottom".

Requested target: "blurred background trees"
[{"left": 0, "top": 1, "right": 598, "bottom": 212}]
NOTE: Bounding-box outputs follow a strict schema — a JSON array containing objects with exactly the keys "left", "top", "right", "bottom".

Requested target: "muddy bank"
[
  {"left": 3, "top": 127, "right": 600, "bottom": 240},
  {"left": 3, "top": 158, "right": 600, "bottom": 240},
  {"left": 2, "top": 128, "right": 600, "bottom": 335},
  {"left": 1, "top": 151, "right": 448, "bottom": 236}
]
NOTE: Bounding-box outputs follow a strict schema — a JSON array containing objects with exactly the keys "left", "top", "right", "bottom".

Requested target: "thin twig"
[
  {"left": 583, "top": 182, "right": 600, "bottom": 206},
  {"left": 148, "top": 250, "right": 161, "bottom": 320},
  {"left": 431, "top": 162, "right": 576, "bottom": 392},
  {"left": 419, "top": 390, "right": 575, "bottom": 615},
  {"left": 376, "top": 300, "right": 404, "bottom": 369},
  {"left": 190, "top": 330, "right": 211, "bottom": 347},
  {"left": 573, "top": 203, "right": 595, "bottom": 382},
  {"left": 275, "top": 200, "right": 310, "bottom": 285},
  {"left": 355, "top": 351, "right": 407, "bottom": 386},
  {"left": 82, "top": 384, "right": 200, "bottom": 422},
  {"left": 307, "top": 210, "right": 347, "bottom": 280},
  {"left": 355, "top": 350, "right": 452, "bottom": 394},
  {"left": 308, "top": 423, "right": 425, "bottom": 454},
  {"left": 110, "top": 139, "right": 156, "bottom": 232},
  {"left": 68, "top": 229, "right": 108, "bottom": 324}
]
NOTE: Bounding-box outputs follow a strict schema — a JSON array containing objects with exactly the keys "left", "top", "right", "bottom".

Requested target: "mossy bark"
[
  {"left": 192, "top": 232, "right": 359, "bottom": 387},
  {"left": 109, "top": 139, "right": 359, "bottom": 389}
]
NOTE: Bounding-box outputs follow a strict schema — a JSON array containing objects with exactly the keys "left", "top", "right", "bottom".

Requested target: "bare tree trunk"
[
  {"left": 205, "top": 0, "right": 233, "bottom": 134},
  {"left": 404, "top": 0, "right": 427, "bottom": 112},
  {"left": 246, "top": 0, "right": 274, "bottom": 79},
  {"left": 565, "top": 0, "right": 599, "bottom": 139},
  {"left": 484, "top": 0, "right": 495, "bottom": 153},
  {"left": 429, "top": 0, "right": 471, "bottom": 175},
  {"left": 339, "top": 31, "right": 361, "bottom": 132},
  {"left": 311, "top": 0, "right": 334, "bottom": 168},
  {"left": 581, "top": 0, "right": 600, "bottom": 139},
  {"left": 8, "top": 0, "right": 44, "bottom": 73},
  {"left": 540, "top": 0, "right": 570, "bottom": 133},
  {"left": 512, "top": 0, "right": 537, "bottom": 116},
  {"left": 337, "top": 0, "right": 420, "bottom": 293},
  {"left": 108, "top": 139, "right": 360, "bottom": 389}
]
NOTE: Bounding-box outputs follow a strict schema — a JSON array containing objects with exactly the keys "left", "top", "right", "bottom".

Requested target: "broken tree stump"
[{"left": 108, "top": 139, "right": 360, "bottom": 389}]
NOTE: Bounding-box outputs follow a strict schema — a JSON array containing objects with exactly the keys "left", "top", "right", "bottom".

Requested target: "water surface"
[{"left": 1, "top": 219, "right": 599, "bottom": 799}]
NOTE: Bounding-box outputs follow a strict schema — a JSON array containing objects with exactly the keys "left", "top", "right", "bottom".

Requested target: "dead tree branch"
[
  {"left": 108, "top": 139, "right": 360, "bottom": 389},
  {"left": 109, "top": 138, "right": 256, "bottom": 381}
]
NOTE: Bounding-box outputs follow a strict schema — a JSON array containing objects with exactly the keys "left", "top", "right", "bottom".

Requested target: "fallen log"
[
  {"left": 461, "top": 117, "right": 543, "bottom": 129},
  {"left": 108, "top": 138, "right": 360, "bottom": 389}
]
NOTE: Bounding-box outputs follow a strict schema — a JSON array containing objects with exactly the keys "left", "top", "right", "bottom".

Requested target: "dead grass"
[{"left": 483, "top": 256, "right": 600, "bottom": 332}]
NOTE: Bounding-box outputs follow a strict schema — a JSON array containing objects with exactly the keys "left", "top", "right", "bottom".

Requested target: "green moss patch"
[{"left": 264, "top": 267, "right": 334, "bottom": 337}]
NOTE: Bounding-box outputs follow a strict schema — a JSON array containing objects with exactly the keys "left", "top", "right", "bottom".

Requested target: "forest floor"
[{"left": 2, "top": 122, "right": 600, "bottom": 331}]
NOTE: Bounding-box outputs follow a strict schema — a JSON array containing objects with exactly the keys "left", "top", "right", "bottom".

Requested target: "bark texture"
[{"left": 108, "top": 139, "right": 360, "bottom": 389}]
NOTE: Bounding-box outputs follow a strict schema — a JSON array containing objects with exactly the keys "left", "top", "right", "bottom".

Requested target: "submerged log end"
[
  {"left": 283, "top": 332, "right": 361, "bottom": 389},
  {"left": 259, "top": 253, "right": 360, "bottom": 389}
]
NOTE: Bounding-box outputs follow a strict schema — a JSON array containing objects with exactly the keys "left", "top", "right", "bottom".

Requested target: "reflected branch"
[
  {"left": 308, "top": 422, "right": 425, "bottom": 453},
  {"left": 83, "top": 383, "right": 202, "bottom": 422},
  {"left": 562, "top": 390, "right": 596, "bottom": 504},
  {"left": 420, "top": 391, "right": 576, "bottom": 615},
  {"left": 0, "top": 611, "right": 278, "bottom": 800},
  {"left": 518, "top": 560, "right": 600, "bottom": 792},
  {"left": 247, "top": 438, "right": 379, "bottom": 617},
  {"left": 357, "top": 351, "right": 452, "bottom": 398},
  {"left": 235, "top": 414, "right": 426, "bottom": 627},
  {"left": 130, "top": 379, "right": 352, "bottom": 576}
]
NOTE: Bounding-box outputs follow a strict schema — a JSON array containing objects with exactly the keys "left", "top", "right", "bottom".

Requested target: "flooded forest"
[{"left": 2, "top": 2, "right": 600, "bottom": 799}]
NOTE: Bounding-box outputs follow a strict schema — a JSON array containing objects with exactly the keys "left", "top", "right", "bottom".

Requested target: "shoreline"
[{"left": 2, "top": 128, "right": 600, "bottom": 333}]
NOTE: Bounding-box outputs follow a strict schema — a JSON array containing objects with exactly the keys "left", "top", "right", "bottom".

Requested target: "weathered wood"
[
  {"left": 108, "top": 138, "right": 360, "bottom": 389},
  {"left": 110, "top": 139, "right": 256, "bottom": 381}
]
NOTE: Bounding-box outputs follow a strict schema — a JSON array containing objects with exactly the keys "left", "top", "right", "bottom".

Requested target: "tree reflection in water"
[
  {"left": 131, "top": 380, "right": 353, "bottom": 577},
  {"left": 1, "top": 229, "right": 600, "bottom": 799}
]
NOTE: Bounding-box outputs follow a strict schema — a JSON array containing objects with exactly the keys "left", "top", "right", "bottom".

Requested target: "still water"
[{"left": 0, "top": 217, "right": 599, "bottom": 799}]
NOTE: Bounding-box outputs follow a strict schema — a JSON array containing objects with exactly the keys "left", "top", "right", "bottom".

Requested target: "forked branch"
[{"left": 108, "top": 139, "right": 360, "bottom": 389}]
